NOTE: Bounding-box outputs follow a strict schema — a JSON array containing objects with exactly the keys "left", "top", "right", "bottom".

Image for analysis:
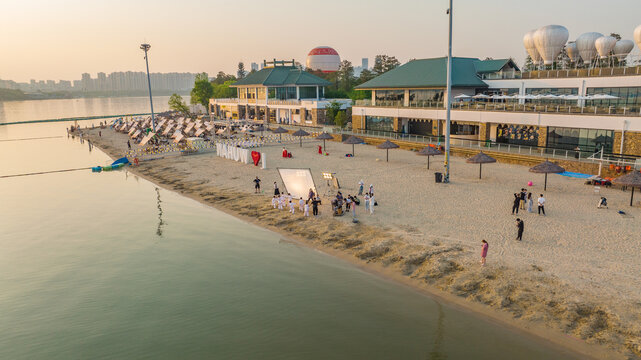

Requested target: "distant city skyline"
[
  {"left": 2, "top": 0, "right": 641, "bottom": 82},
  {"left": 0, "top": 71, "right": 196, "bottom": 93}
]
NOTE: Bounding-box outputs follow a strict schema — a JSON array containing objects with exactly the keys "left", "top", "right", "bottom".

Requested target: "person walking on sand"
[
  {"left": 278, "top": 195, "right": 284, "bottom": 210},
  {"left": 516, "top": 218, "right": 524, "bottom": 241},
  {"left": 364, "top": 193, "right": 370, "bottom": 212},
  {"left": 537, "top": 194, "right": 546, "bottom": 215},
  {"left": 511, "top": 193, "right": 520, "bottom": 215},
  {"left": 298, "top": 197, "right": 304, "bottom": 212},
  {"left": 272, "top": 195, "right": 278, "bottom": 209},
  {"left": 358, "top": 180, "right": 364, "bottom": 196},
  {"left": 274, "top": 182, "right": 280, "bottom": 196},
  {"left": 519, "top": 189, "right": 526, "bottom": 210},
  {"left": 480, "top": 240, "right": 488, "bottom": 266},
  {"left": 369, "top": 194, "right": 375, "bottom": 215},
  {"left": 289, "top": 200, "right": 295, "bottom": 214},
  {"left": 527, "top": 192, "right": 533, "bottom": 213},
  {"left": 127, "top": 140, "right": 131, "bottom": 150},
  {"left": 369, "top": 184, "right": 374, "bottom": 196},
  {"left": 304, "top": 202, "right": 310, "bottom": 217},
  {"left": 312, "top": 196, "right": 321, "bottom": 216},
  {"left": 253, "top": 176, "right": 261, "bottom": 194}
]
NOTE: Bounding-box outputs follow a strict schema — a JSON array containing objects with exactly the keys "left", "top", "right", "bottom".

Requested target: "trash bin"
[{"left": 435, "top": 172, "right": 443, "bottom": 183}]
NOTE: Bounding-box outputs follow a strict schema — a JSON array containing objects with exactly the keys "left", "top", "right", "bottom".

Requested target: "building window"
[
  {"left": 496, "top": 125, "right": 538, "bottom": 146},
  {"left": 268, "top": 87, "right": 276, "bottom": 99},
  {"left": 375, "top": 90, "right": 404, "bottom": 107},
  {"left": 409, "top": 89, "right": 444, "bottom": 107},
  {"left": 365, "top": 116, "right": 394, "bottom": 132},
  {"left": 300, "top": 86, "right": 317, "bottom": 99},
  {"left": 586, "top": 87, "right": 641, "bottom": 109},
  {"left": 525, "top": 88, "right": 578, "bottom": 104},
  {"left": 451, "top": 122, "right": 478, "bottom": 136},
  {"left": 257, "top": 87, "right": 266, "bottom": 100},
  {"left": 547, "top": 127, "right": 613, "bottom": 153}
]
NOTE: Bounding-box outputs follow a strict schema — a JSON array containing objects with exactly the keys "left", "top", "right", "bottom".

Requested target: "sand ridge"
[{"left": 82, "top": 127, "right": 641, "bottom": 358}]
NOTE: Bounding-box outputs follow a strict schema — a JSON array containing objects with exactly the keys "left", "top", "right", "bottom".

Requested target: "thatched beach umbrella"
[
  {"left": 417, "top": 146, "right": 442, "bottom": 169},
  {"left": 292, "top": 128, "right": 310, "bottom": 147},
  {"left": 613, "top": 171, "right": 641, "bottom": 206},
  {"left": 466, "top": 151, "right": 496, "bottom": 179},
  {"left": 343, "top": 136, "right": 364, "bottom": 157},
  {"left": 316, "top": 132, "right": 334, "bottom": 152},
  {"left": 272, "top": 126, "right": 289, "bottom": 142},
  {"left": 529, "top": 160, "right": 565, "bottom": 191},
  {"left": 376, "top": 140, "right": 399, "bottom": 162}
]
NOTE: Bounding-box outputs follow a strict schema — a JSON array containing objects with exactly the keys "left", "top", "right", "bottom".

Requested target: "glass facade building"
[
  {"left": 546, "top": 127, "right": 614, "bottom": 153},
  {"left": 365, "top": 116, "right": 394, "bottom": 132},
  {"left": 409, "top": 89, "right": 444, "bottom": 107},
  {"left": 586, "top": 87, "right": 641, "bottom": 110},
  {"left": 375, "top": 90, "right": 404, "bottom": 106}
]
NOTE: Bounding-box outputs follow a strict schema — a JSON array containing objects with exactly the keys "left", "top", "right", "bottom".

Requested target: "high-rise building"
[
  {"left": 362, "top": 58, "right": 369, "bottom": 70},
  {"left": 251, "top": 62, "right": 259, "bottom": 71}
]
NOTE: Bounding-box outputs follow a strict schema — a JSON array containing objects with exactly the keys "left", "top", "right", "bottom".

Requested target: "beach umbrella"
[
  {"left": 292, "top": 128, "right": 310, "bottom": 147},
  {"left": 466, "top": 151, "right": 496, "bottom": 179},
  {"left": 316, "top": 132, "right": 334, "bottom": 152},
  {"left": 376, "top": 140, "right": 399, "bottom": 162},
  {"left": 529, "top": 160, "right": 565, "bottom": 191},
  {"left": 272, "top": 126, "right": 289, "bottom": 141},
  {"left": 613, "top": 171, "right": 641, "bottom": 206},
  {"left": 417, "top": 146, "right": 442, "bottom": 169},
  {"left": 343, "top": 135, "right": 364, "bottom": 157},
  {"left": 253, "top": 125, "right": 266, "bottom": 136}
]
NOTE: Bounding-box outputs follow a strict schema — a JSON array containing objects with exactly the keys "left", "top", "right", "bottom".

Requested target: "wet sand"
[{"left": 82, "top": 127, "right": 641, "bottom": 359}]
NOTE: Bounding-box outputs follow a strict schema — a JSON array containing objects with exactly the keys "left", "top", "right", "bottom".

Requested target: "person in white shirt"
[
  {"left": 298, "top": 197, "right": 305, "bottom": 212},
  {"left": 358, "top": 180, "right": 364, "bottom": 195},
  {"left": 278, "top": 195, "right": 285, "bottom": 210},
  {"left": 304, "top": 202, "right": 310, "bottom": 217},
  {"left": 537, "top": 194, "right": 546, "bottom": 215},
  {"left": 369, "top": 194, "right": 375, "bottom": 215},
  {"left": 272, "top": 195, "right": 278, "bottom": 209},
  {"left": 289, "top": 200, "right": 295, "bottom": 214}
]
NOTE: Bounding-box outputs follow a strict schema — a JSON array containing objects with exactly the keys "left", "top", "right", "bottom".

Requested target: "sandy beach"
[{"left": 83, "top": 127, "right": 641, "bottom": 358}]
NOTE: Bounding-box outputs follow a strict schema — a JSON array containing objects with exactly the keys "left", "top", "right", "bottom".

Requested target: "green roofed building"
[
  {"left": 210, "top": 60, "right": 349, "bottom": 126},
  {"left": 352, "top": 55, "right": 641, "bottom": 157}
]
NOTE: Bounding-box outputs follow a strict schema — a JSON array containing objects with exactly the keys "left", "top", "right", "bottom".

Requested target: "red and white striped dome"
[{"left": 306, "top": 46, "right": 341, "bottom": 73}]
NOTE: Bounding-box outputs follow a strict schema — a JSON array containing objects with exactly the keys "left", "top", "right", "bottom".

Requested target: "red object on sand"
[
  {"left": 318, "top": 145, "right": 322, "bottom": 154},
  {"left": 282, "top": 149, "right": 288, "bottom": 158},
  {"left": 251, "top": 151, "right": 261, "bottom": 166},
  {"left": 287, "top": 152, "right": 292, "bottom": 158}
]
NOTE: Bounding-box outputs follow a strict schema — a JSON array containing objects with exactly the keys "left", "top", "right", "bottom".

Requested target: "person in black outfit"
[
  {"left": 253, "top": 176, "right": 261, "bottom": 194},
  {"left": 516, "top": 218, "right": 524, "bottom": 241},
  {"left": 127, "top": 140, "right": 131, "bottom": 150},
  {"left": 511, "top": 193, "right": 520, "bottom": 214},
  {"left": 311, "top": 197, "right": 322, "bottom": 216},
  {"left": 273, "top": 182, "right": 280, "bottom": 196}
]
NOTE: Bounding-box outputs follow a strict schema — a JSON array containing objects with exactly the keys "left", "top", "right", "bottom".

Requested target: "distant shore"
[
  {"left": 80, "top": 126, "right": 641, "bottom": 359},
  {"left": 0, "top": 89, "right": 188, "bottom": 102}
]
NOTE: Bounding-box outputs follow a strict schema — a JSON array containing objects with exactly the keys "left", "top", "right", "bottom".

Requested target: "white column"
[
  {"left": 316, "top": 86, "right": 319, "bottom": 100},
  {"left": 296, "top": 86, "right": 300, "bottom": 100},
  {"left": 276, "top": 108, "right": 281, "bottom": 124}
]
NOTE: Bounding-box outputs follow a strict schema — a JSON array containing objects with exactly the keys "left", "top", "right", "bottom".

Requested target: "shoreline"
[{"left": 82, "top": 127, "right": 638, "bottom": 359}]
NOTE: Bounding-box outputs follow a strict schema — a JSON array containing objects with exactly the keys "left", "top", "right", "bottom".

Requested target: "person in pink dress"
[{"left": 480, "top": 240, "right": 488, "bottom": 266}]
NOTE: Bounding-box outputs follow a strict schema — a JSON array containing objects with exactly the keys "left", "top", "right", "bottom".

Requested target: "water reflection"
[
  {"left": 155, "top": 187, "right": 164, "bottom": 237},
  {"left": 428, "top": 302, "right": 447, "bottom": 360}
]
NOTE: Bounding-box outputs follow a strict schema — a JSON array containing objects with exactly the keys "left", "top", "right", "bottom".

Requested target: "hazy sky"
[{"left": 1, "top": 0, "right": 640, "bottom": 82}]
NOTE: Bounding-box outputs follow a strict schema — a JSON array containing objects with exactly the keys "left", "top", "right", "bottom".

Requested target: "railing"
[
  {"left": 267, "top": 99, "right": 301, "bottom": 106},
  {"left": 346, "top": 128, "right": 641, "bottom": 168},
  {"left": 354, "top": 100, "right": 641, "bottom": 116},
  {"left": 481, "top": 65, "right": 641, "bottom": 80}
]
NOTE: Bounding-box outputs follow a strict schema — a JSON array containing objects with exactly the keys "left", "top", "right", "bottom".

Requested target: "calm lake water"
[{"left": 0, "top": 99, "right": 576, "bottom": 359}]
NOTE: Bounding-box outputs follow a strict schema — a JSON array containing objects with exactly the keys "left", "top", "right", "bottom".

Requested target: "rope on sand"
[
  {"left": 0, "top": 167, "right": 92, "bottom": 179},
  {"left": 0, "top": 136, "right": 63, "bottom": 142}
]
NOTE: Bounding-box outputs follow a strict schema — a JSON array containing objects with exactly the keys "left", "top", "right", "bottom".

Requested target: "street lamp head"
[{"left": 140, "top": 43, "right": 151, "bottom": 51}]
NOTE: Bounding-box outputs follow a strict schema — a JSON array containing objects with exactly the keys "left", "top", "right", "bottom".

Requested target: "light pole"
[
  {"left": 140, "top": 43, "right": 156, "bottom": 132},
  {"left": 443, "top": 0, "right": 453, "bottom": 183}
]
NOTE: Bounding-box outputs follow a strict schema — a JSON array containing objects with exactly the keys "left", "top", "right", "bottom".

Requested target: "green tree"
[
  {"left": 213, "top": 71, "right": 236, "bottom": 85},
  {"left": 356, "top": 69, "right": 376, "bottom": 85},
  {"left": 334, "top": 111, "right": 347, "bottom": 128},
  {"left": 337, "top": 60, "right": 355, "bottom": 93},
  {"left": 190, "top": 72, "right": 214, "bottom": 112},
  {"left": 237, "top": 62, "right": 246, "bottom": 79},
  {"left": 212, "top": 80, "right": 238, "bottom": 99},
  {"left": 325, "top": 100, "right": 342, "bottom": 125},
  {"left": 168, "top": 93, "right": 190, "bottom": 117},
  {"left": 372, "top": 55, "right": 400, "bottom": 75},
  {"left": 523, "top": 55, "right": 535, "bottom": 71}
]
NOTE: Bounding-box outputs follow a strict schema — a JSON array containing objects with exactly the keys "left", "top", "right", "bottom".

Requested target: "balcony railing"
[
  {"left": 354, "top": 99, "right": 641, "bottom": 116},
  {"left": 481, "top": 65, "right": 641, "bottom": 80}
]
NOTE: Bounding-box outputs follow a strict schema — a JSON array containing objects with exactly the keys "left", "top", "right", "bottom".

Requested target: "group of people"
[
  {"left": 511, "top": 189, "right": 545, "bottom": 216},
  {"left": 269, "top": 181, "right": 322, "bottom": 217}
]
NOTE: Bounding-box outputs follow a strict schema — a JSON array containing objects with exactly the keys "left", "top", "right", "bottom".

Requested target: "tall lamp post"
[
  {"left": 443, "top": 0, "right": 453, "bottom": 183},
  {"left": 140, "top": 43, "right": 156, "bottom": 132}
]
